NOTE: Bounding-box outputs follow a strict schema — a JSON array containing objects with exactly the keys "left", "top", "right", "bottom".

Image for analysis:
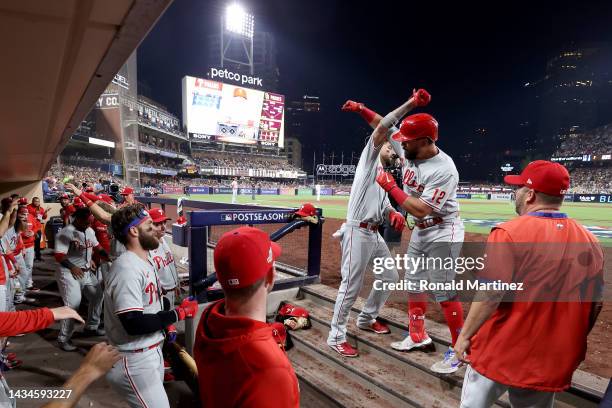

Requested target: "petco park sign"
[{"left": 209, "top": 68, "right": 263, "bottom": 87}]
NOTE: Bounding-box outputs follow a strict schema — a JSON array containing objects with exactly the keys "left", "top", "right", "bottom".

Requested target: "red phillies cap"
[
  {"left": 295, "top": 203, "right": 316, "bottom": 217},
  {"left": 18, "top": 197, "right": 28, "bottom": 205},
  {"left": 214, "top": 226, "right": 281, "bottom": 289},
  {"left": 17, "top": 206, "right": 29, "bottom": 215},
  {"left": 504, "top": 160, "right": 570, "bottom": 197},
  {"left": 120, "top": 187, "right": 134, "bottom": 196},
  {"left": 97, "top": 194, "right": 113, "bottom": 204},
  {"left": 59, "top": 193, "right": 70, "bottom": 199},
  {"left": 148, "top": 208, "right": 171, "bottom": 223}
]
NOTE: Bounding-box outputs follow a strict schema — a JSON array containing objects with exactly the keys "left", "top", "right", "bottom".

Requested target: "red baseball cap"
[
  {"left": 17, "top": 206, "right": 28, "bottom": 215},
  {"left": 97, "top": 194, "right": 113, "bottom": 204},
  {"left": 120, "top": 187, "right": 134, "bottom": 196},
  {"left": 59, "top": 193, "right": 70, "bottom": 199},
  {"left": 504, "top": 160, "right": 570, "bottom": 197},
  {"left": 214, "top": 226, "right": 281, "bottom": 290},
  {"left": 18, "top": 197, "right": 28, "bottom": 205},
  {"left": 148, "top": 208, "right": 171, "bottom": 223},
  {"left": 295, "top": 203, "right": 316, "bottom": 217},
  {"left": 85, "top": 186, "right": 94, "bottom": 192}
]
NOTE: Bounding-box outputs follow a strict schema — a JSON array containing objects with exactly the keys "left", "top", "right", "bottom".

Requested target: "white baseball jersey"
[
  {"left": 104, "top": 251, "right": 164, "bottom": 350},
  {"left": 149, "top": 236, "right": 178, "bottom": 290},
  {"left": 3, "top": 227, "right": 18, "bottom": 253},
  {"left": 55, "top": 224, "right": 99, "bottom": 270},
  {"left": 231, "top": 180, "right": 238, "bottom": 189},
  {"left": 388, "top": 134, "right": 460, "bottom": 219},
  {"left": 346, "top": 136, "right": 392, "bottom": 224}
]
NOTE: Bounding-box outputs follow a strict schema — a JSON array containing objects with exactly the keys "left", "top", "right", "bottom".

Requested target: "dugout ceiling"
[{"left": 0, "top": 0, "right": 172, "bottom": 182}]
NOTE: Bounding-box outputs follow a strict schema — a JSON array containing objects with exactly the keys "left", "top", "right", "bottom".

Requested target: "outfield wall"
[{"left": 164, "top": 186, "right": 612, "bottom": 204}]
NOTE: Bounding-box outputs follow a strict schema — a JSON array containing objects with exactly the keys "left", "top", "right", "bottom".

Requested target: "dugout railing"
[{"left": 137, "top": 197, "right": 324, "bottom": 303}]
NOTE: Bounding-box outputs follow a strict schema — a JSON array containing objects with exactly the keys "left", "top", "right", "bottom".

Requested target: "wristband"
[
  {"left": 359, "top": 106, "right": 376, "bottom": 124},
  {"left": 388, "top": 186, "right": 409, "bottom": 206}
]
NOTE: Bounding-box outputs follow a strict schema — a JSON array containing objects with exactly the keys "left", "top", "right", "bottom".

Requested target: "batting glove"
[
  {"left": 376, "top": 171, "right": 398, "bottom": 192},
  {"left": 389, "top": 211, "right": 406, "bottom": 232},
  {"left": 341, "top": 100, "right": 363, "bottom": 112},
  {"left": 175, "top": 297, "right": 198, "bottom": 321},
  {"left": 412, "top": 88, "right": 431, "bottom": 107}
]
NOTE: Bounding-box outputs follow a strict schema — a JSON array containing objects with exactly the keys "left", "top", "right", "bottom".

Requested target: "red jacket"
[
  {"left": 194, "top": 300, "right": 299, "bottom": 408},
  {"left": 0, "top": 308, "right": 55, "bottom": 337},
  {"left": 21, "top": 214, "right": 37, "bottom": 248},
  {"left": 27, "top": 204, "right": 46, "bottom": 232}
]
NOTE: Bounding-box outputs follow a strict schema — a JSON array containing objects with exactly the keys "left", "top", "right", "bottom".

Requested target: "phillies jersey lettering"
[
  {"left": 149, "top": 236, "right": 179, "bottom": 290},
  {"left": 387, "top": 135, "right": 460, "bottom": 219},
  {"left": 55, "top": 224, "right": 99, "bottom": 269},
  {"left": 104, "top": 251, "right": 164, "bottom": 350}
]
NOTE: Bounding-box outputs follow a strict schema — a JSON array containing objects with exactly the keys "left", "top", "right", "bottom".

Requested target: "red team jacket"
[
  {"left": 0, "top": 308, "right": 54, "bottom": 337},
  {"left": 27, "top": 204, "right": 46, "bottom": 232},
  {"left": 194, "top": 300, "right": 299, "bottom": 408},
  {"left": 21, "top": 213, "right": 37, "bottom": 248}
]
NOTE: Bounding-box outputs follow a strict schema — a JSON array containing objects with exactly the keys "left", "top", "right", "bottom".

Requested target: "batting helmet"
[{"left": 392, "top": 113, "right": 438, "bottom": 142}]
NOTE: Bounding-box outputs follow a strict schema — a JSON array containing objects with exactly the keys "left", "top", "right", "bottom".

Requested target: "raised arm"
[
  {"left": 0, "top": 199, "right": 19, "bottom": 237},
  {"left": 64, "top": 183, "right": 112, "bottom": 224}
]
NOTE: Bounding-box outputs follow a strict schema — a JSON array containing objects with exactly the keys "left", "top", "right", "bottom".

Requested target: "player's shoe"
[
  {"left": 329, "top": 342, "right": 359, "bottom": 357},
  {"left": 357, "top": 319, "right": 391, "bottom": 334},
  {"left": 390, "top": 335, "right": 434, "bottom": 352},
  {"left": 58, "top": 340, "right": 78, "bottom": 352},
  {"left": 26, "top": 286, "right": 41, "bottom": 293},
  {"left": 82, "top": 328, "right": 106, "bottom": 337},
  {"left": 430, "top": 347, "right": 463, "bottom": 374}
]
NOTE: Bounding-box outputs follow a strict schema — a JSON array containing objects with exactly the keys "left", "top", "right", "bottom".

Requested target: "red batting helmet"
[{"left": 392, "top": 113, "right": 438, "bottom": 142}]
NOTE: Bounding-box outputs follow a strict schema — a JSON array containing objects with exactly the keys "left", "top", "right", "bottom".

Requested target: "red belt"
[
  {"left": 415, "top": 217, "right": 444, "bottom": 229},
  {"left": 359, "top": 222, "right": 379, "bottom": 232},
  {"left": 120, "top": 340, "right": 163, "bottom": 353}
]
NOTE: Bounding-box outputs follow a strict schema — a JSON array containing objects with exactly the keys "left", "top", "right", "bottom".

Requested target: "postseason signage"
[
  {"left": 316, "top": 164, "right": 356, "bottom": 176},
  {"left": 574, "top": 194, "right": 612, "bottom": 204}
]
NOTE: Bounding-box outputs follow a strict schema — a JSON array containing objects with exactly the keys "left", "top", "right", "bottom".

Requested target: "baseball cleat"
[
  {"left": 390, "top": 335, "right": 434, "bottom": 352},
  {"left": 357, "top": 319, "right": 391, "bottom": 334},
  {"left": 329, "top": 342, "right": 359, "bottom": 357},
  {"left": 430, "top": 347, "right": 463, "bottom": 374},
  {"left": 82, "top": 328, "right": 106, "bottom": 337},
  {"left": 58, "top": 340, "right": 78, "bottom": 352}
]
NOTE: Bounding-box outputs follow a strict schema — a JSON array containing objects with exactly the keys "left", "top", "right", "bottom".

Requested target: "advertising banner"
[
  {"left": 189, "top": 186, "right": 210, "bottom": 194},
  {"left": 490, "top": 193, "right": 512, "bottom": 201},
  {"left": 457, "top": 193, "right": 472, "bottom": 199},
  {"left": 297, "top": 188, "right": 313, "bottom": 196},
  {"left": 280, "top": 188, "right": 296, "bottom": 195},
  {"left": 471, "top": 193, "right": 489, "bottom": 200},
  {"left": 161, "top": 186, "right": 183, "bottom": 194},
  {"left": 239, "top": 188, "right": 254, "bottom": 195},
  {"left": 214, "top": 187, "right": 234, "bottom": 194},
  {"left": 564, "top": 194, "right": 575, "bottom": 202},
  {"left": 574, "top": 194, "right": 612, "bottom": 204},
  {"left": 259, "top": 188, "right": 279, "bottom": 195},
  {"left": 319, "top": 188, "right": 334, "bottom": 196}
]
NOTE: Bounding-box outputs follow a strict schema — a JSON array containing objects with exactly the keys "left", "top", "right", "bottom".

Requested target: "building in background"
[
  {"left": 532, "top": 44, "right": 612, "bottom": 154},
  {"left": 284, "top": 137, "right": 302, "bottom": 168},
  {"left": 286, "top": 95, "right": 321, "bottom": 173}
]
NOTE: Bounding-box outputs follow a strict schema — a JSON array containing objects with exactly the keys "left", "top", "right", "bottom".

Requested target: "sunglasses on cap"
[{"left": 122, "top": 209, "right": 151, "bottom": 236}]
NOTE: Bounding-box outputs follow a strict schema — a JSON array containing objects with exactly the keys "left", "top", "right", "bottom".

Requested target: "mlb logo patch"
[
  {"left": 221, "top": 214, "right": 232, "bottom": 221},
  {"left": 228, "top": 278, "right": 240, "bottom": 286}
]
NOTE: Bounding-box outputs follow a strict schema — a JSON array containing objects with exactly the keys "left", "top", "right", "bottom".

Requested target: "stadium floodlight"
[{"left": 225, "top": 4, "right": 254, "bottom": 38}]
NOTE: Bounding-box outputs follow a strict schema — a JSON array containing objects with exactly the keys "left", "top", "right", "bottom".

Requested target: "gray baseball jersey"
[
  {"left": 346, "top": 135, "right": 392, "bottom": 224},
  {"left": 104, "top": 251, "right": 164, "bottom": 350},
  {"left": 55, "top": 224, "right": 99, "bottom": 270},
  {"left": 149, "top": 236, "right": 178, "bottom": 290},
  {"left": 328, "top": 132, "right": 399, "bottom": 346}
]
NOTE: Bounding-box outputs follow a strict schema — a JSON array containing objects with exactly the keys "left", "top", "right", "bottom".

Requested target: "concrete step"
[{"left": 293, "top": 284, "right": 603, "bottom": 407}]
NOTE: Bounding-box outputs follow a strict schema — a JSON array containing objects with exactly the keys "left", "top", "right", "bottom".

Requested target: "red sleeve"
[
  {"left": 0, "top": 308, "right": 55, "bottom": 337},
  {"left": 27, "top": 205, "right": 36, "bottom": 216},
  {"left": 54, "top": 253, "right": 67, "bottom": 262},
  {"left": 81, "top": 192, "right": 99, "bottom": 202},
  {"left": 14, "top": 236, "right": 24, "bottom": 253}
]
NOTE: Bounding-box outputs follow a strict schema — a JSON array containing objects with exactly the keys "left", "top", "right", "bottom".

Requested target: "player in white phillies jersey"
[
  {"left": 326, "top": 91, "right": 433, "bottom": 358},
  {"left": 148, "top": 208, "right": 179, "bottom": 306},
  {"left": 351, "top": 97, "right": 466, "bottom": 373},
  {"left": 54, "top": 208, "right": 106, "bottom": 351},
  {"left": 105, "top": 205, "right": 198, "bottom": 408}
]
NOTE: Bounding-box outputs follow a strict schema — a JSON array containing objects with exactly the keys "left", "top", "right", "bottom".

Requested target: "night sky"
[{"left": 138, "top": 0, "right": 612, "bottom": 178}]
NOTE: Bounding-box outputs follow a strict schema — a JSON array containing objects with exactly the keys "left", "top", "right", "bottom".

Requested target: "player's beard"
[
  {"left": 139, "top": 233, "right": 159, "bottom": 250},
  {"left": 404, "top": 149, "right": 418, "bottom": 161}
]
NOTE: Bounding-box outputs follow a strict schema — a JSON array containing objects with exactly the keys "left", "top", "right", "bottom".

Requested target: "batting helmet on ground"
[{"left": 392, "top": 113, "right": 439, "bottom": 142}]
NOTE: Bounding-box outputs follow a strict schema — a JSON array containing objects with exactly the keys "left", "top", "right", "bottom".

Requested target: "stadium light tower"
[{"left": 221, "top": 3, "right": 255, "bottom": 74}]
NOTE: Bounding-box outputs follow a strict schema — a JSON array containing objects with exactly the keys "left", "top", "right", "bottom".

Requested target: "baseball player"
[
  {"left": 104, "top": 205, "right": 197, "bottom": 408},
  {"left": 119, "top": 187, "right": 138, "bottom": 207},
  {"left": 326, "top": 93, "right": 432, "bottom": 357},
  {"left": 231, "top": 178, "right": 238, "bottom": 203},
  {"left": 54, "top": 207, "right": 107, "bottom": 351},
  {"left": 347, "top": 93, "right": 466, "bottom": 373},
  {"left": 148, "top": 208, "right": 179, "bottom": 306},
  {"left": 27, "top": 197, "right": 49, "bottom": 261},
  {"left": 18, "top": 205, "right": 37, "bottom": 291}
]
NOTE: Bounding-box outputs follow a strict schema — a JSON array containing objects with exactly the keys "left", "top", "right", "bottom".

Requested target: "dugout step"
[
  {"left": 296, "top": 284, "right": 604, "bottom": 407},
  {"left": 290, "top": 347, "right": 398, "bottom": 408}
]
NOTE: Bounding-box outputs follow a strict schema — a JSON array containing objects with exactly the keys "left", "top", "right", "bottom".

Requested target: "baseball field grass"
[{"left": 168, "top": 193, "right": 612, "bottom": 243}]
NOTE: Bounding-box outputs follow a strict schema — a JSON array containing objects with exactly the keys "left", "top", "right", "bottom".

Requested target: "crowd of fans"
[
  {"left": 193, "top": 151, "right": 299, "bottom": 172},
  {"left": 553, "top": 124, "right": 611, "bottom": 157},
  {"left": 44, "top": 164, "right": 121, "bottom": 196},
  {"left": 568, "top": 166, "right": 612, "bottom": 194},
  {"left": 138, "top": 131, "right": 188, "bottom": 154}
]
